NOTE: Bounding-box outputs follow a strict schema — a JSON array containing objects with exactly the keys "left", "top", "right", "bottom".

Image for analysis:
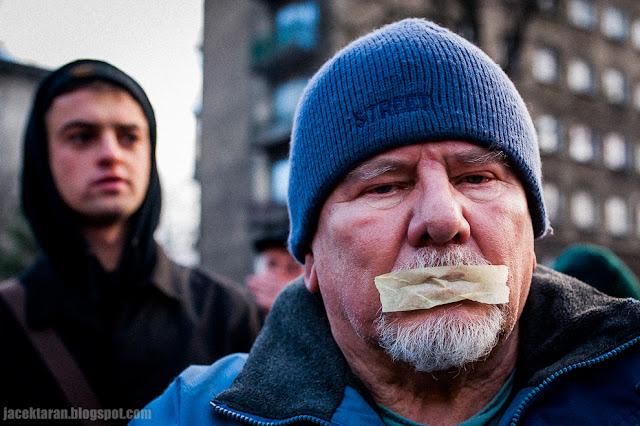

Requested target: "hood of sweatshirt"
[{"left": 20, "top": 59, "right": 162, "bottom": 305}]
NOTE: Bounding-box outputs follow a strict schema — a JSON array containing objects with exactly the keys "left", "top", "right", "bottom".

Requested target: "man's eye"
[
  {"left": 67, "top": 132, "right": 93, "bottom": 145},
  {"left": 362, "top": 183, "right": 410, "bottom": 209},
  {"left": 463, "top": 175, "right": 489, "bottom": 184},
  {"left": 457, "top": 174, "right": 505, "bottom": 202},
  {"left": 119, "top": 133, "right": 139, "bottom": 145},
  {"left": 371, "top": 184, "right": 398, "bottom": 194}
]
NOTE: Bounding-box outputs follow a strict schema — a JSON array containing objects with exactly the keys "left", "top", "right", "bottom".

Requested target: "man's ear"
[{"left": 304, "top": 252, "right": 320, "bottom": 293}]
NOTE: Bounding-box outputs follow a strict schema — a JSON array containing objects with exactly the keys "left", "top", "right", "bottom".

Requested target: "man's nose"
[
  {"left": 407, "top": 174, "right": 471, "bottom": 247},
  {"left": 97, "top": 130, "right": 123, "bottom": 164}
]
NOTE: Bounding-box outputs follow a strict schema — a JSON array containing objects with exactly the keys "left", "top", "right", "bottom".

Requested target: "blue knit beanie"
[{"left": 288, "top": 18, "right": 548, "bottom": 263}]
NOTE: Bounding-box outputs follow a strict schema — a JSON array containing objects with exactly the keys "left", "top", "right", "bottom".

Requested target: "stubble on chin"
[{"left": 75, "top": 202, "right": 137, "bottom": 229}]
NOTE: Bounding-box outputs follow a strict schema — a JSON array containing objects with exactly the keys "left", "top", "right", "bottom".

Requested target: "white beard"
[
  {"left": 376, "top": 304, "right": 505, "bottom": 372},
  {"left": 375, "top": 245, "right": 508, "bottom": 373}
]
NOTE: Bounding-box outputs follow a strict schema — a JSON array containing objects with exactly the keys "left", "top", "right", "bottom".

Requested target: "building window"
[
  {"left": 271, "top": 158, "right": 290, "bottom": 205},
  {"left": 571, "top": 190, "right": 598, "bottom": 230},
  {"left": 603, "top": 133, "right": 628, "bottom": 171},
  {"left": 637, "top": 203, "right": 640, "bottom": 238},
  {"left": 567, "top": 0, "right": 597, "bottom": 30},
  {"left": 543, "top": 182, "right": 563, "bottom": 223},
  {"left": 274, "top": 1, "right": 320, "bottom": 51},
  {"left": 633, "top": 83, "right": 640, "bottom": 112},
  {"left": 601, "top": 6, "right": 629, "bottom": 41},
  {"left": 457, "top": 22, "right": 476, "bottom": 43},
  {"left": 567, "top": 59, "right": 595, "bottom": 94},
  {"left": 632, "top": 20, "right": 640, "bottom": 50},
  {"left": 537, "top": 0, "right": 557, "bottom": 13},
  {"left": 569, "top": 124, "right": 597, "bottom": 162},
  {"left": 252, "top": 153, "right": 270, "bottom": 203},
  {"left": 532, "top": 47, "right": 559, "bottom": 83},
  {"left": 252, "top": 78, "right": 271, "bottom": 126},
  {"left": 602, "top": 68, "right": 627, "bottom": 105},
  {"left": 272, "top": 77, "right": 308, "bottom": 127},
  {"left": 535, "top": 114, "right": 563, "bottom": 153},
  {"left": 605, "top": 197, "right": 630, "bottom": 236},
  {"left": 499, "top": 36, "right": 522, "bottom": 70}
]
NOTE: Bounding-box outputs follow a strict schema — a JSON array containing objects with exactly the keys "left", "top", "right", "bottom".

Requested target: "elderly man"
[{"left": 140, "top": 19, "right": 640, "bottom": 425}]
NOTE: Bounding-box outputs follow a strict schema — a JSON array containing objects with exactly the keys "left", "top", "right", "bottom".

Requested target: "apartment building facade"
[
  {"left": 0, "top": 54, "right": 48, "bottom": 278},
  {"left": 198, "top": 0, "right": 640, "bottom": 281}
]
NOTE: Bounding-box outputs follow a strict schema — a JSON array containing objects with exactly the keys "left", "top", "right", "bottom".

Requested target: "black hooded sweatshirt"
[{"left": 0, "top": 60, "right": 261, "bottom": 422}]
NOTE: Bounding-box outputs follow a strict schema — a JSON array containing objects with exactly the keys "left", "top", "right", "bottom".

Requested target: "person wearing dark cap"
[
  {"left": 138, "top": 19, "right": 640, "bottom": 425},
  {"left": 246, "top": 232, "right": 303, "bottom": 319},
  {"left": 0, "top": 59, "right": 260, "bottom": 422}
]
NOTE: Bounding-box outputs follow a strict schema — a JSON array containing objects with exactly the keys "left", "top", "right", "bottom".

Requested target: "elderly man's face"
[{"left": 304, "top": 141, "right": 537, "bottom": 368}]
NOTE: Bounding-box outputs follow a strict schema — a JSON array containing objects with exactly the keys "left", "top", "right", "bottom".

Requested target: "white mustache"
[{"left": 394, "top": 245, "right": 490, "bottom": 271}]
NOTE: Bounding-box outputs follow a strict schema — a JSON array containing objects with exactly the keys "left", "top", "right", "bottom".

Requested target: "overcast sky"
[{"left": 0, "top": 0, "right": 204, "bottom": 264}]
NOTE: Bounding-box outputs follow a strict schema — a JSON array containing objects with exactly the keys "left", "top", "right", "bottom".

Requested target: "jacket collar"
[
  {"left": 214, "top": 277, "right": 363, "bottom": 422},
  {"left": 517, "top": 265, "right": 640, "bottom": 385},
  {"left": 214, "top": 266, "right": 640, "bottom": 421}
]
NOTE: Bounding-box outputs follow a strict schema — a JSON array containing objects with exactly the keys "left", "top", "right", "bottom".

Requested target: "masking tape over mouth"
[{"left": 374, "top": 265, "right": 509, "bottom": 313}]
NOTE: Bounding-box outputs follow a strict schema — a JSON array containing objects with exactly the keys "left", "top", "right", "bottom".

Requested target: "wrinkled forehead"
[{"left": 343, "top": 141, "right": 509, "bottom": 184}]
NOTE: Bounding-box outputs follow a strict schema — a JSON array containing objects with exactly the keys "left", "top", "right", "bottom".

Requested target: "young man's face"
[
  {"left": 304, "top": 141, "right": 537, "bottom": 366},
  {"left": 46, "top": 86, "right": 151, "bottom": 226}
]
